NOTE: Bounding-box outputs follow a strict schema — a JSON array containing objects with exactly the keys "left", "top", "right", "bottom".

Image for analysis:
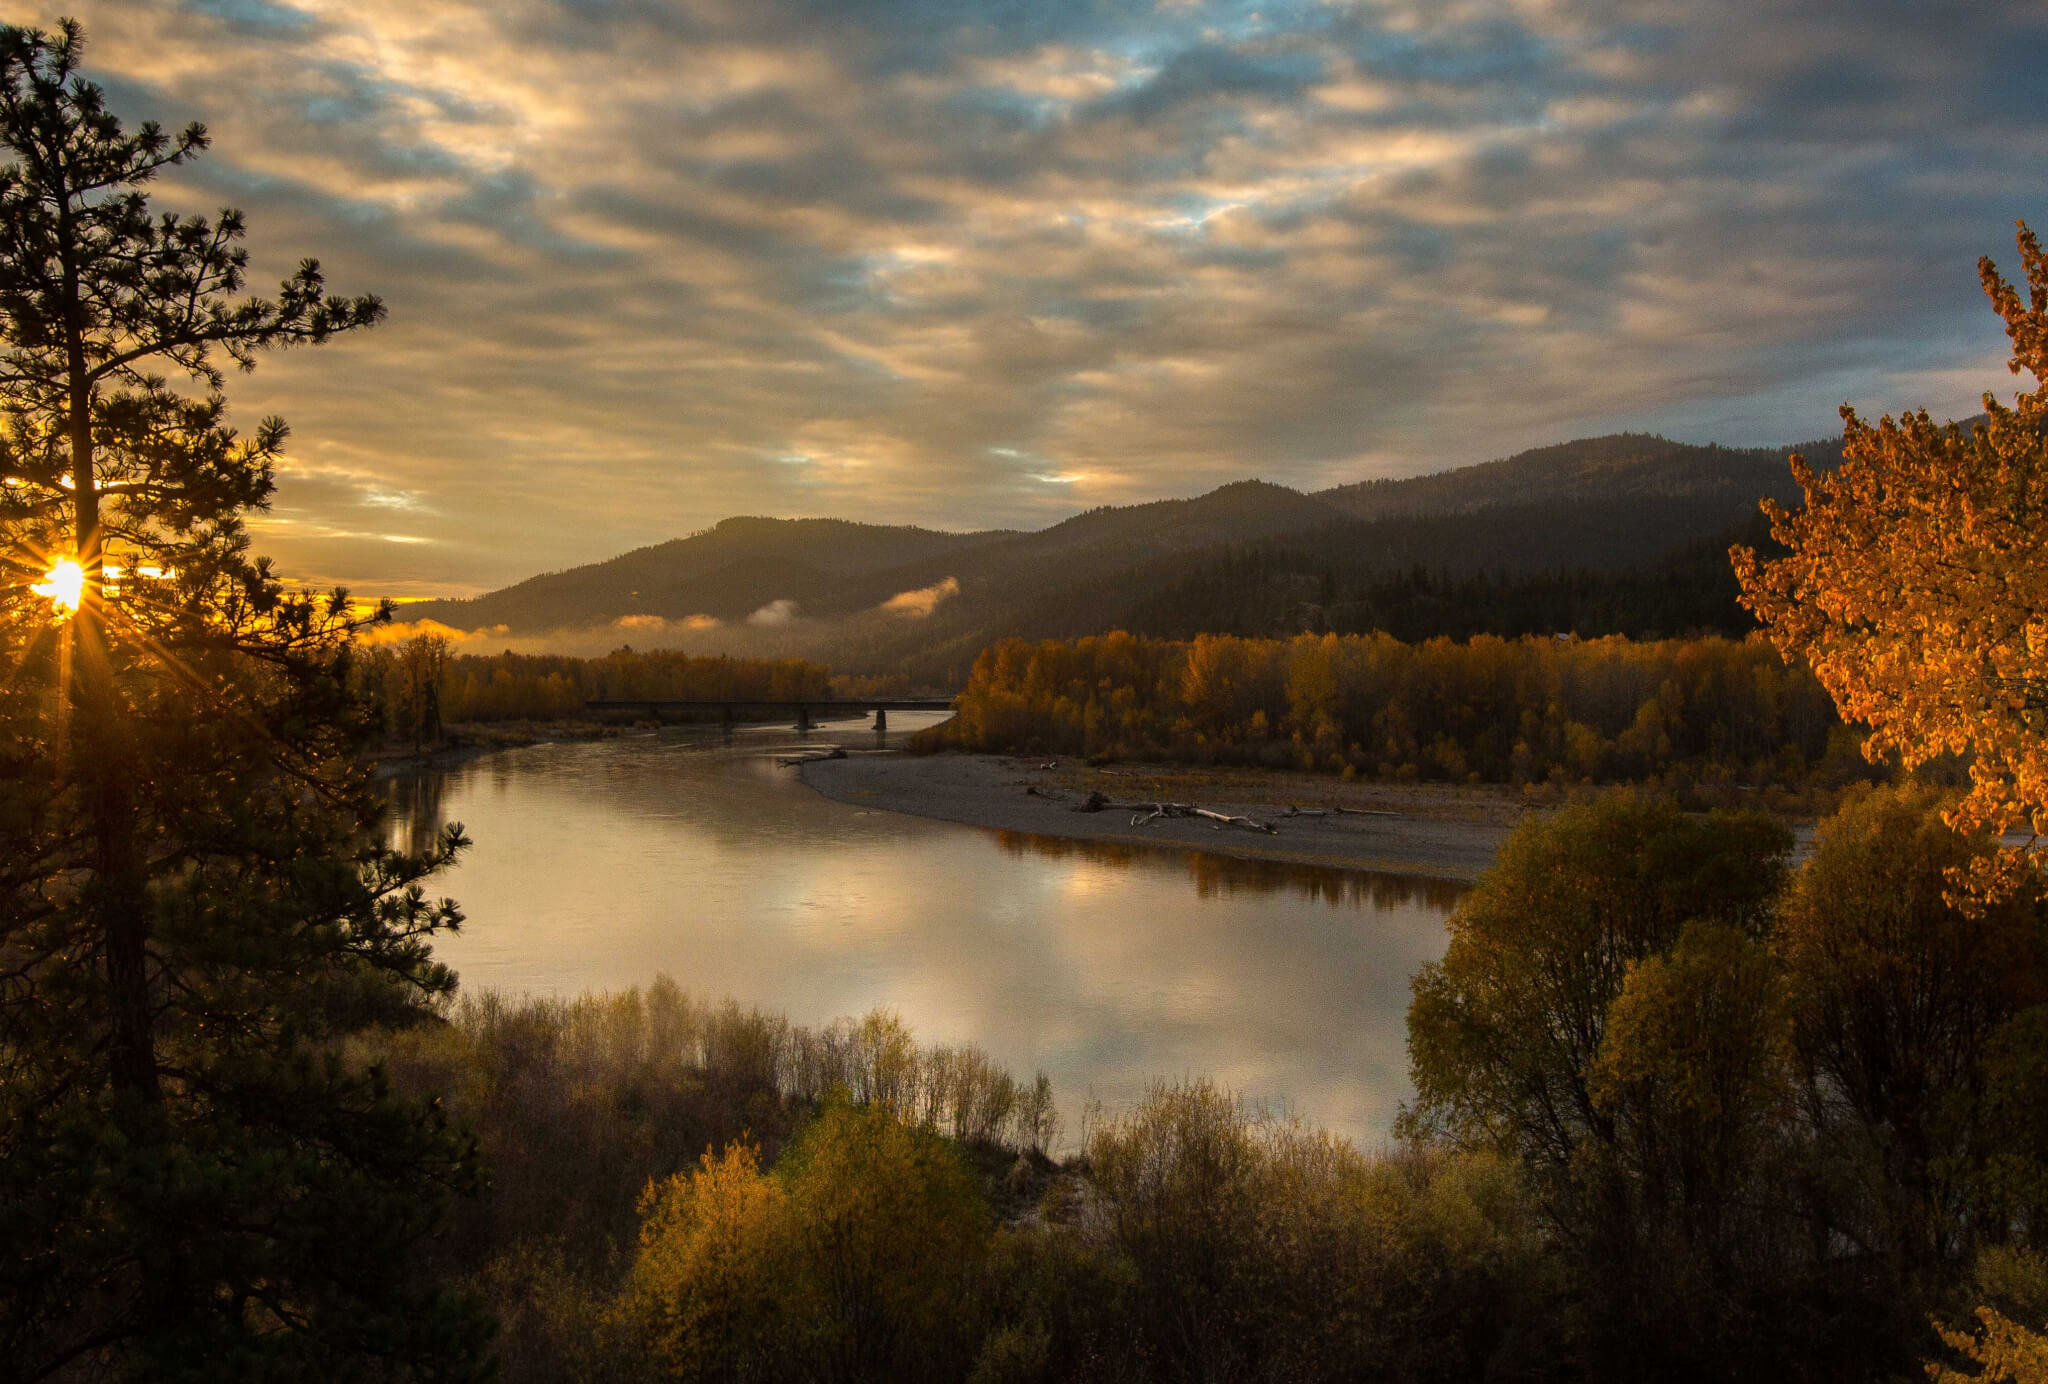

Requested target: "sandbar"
[{"left": 800, "top": 752, "right": 1529, "bottom": 882}]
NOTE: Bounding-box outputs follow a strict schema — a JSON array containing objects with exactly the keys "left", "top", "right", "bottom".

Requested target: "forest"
[
  {"left": 918, "top": 629, "right": 1863, "bottom": 801},
  {"left": 1116, "top": 513, "right": 1776, "bottom": 645}
]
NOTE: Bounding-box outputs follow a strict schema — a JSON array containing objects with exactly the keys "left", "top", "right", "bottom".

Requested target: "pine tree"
[{"left": 0, "top": 22, "right": 488, "bottom": 1379}]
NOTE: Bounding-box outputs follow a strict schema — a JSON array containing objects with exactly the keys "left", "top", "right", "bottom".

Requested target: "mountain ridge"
[{"left": 402, "top": 428, "right": 1855, "bottom": 676}]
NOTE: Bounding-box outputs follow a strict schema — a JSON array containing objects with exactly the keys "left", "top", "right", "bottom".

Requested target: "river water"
[{"left": 384, "top": 715, "right": 1464, "bottom": 1147}]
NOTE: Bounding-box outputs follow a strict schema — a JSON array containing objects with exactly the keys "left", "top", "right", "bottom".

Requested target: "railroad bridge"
[{"left": 583, "top": 697, "right": 955, "bottom": 732}]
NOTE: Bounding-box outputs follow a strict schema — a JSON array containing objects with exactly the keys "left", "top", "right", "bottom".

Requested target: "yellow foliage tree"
[
  {"left": 1928, "top": 1308, "right": 2048, "bottom": 1383},
  {"left": 624, "top": 1140, "right": 793, "bottom": 1381},
  {"left": 623, "top": 1101, "right": 989, "bottom": 1382},
  {"left": 1735, "top": 223, "right": 2048, "bottom": 895}
]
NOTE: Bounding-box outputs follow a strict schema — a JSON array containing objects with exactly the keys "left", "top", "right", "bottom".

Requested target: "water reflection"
[
  {"left": 991, "top": 831, "right": 1467, "bottom": 910},
  {"left": 384, "top": 727, "right": 1465, "bottom": 1146},
  {"left": 385, "top": 769, "right": 450, "bottom": 859}
]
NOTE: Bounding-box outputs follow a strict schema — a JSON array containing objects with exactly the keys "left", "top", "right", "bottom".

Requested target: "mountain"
[
  {"left": 407, "top": 517, "right": 1011, "bottom": 630},
  {"left": 1317, "top": 431, "right": 1841, "bottom": 521},
  {"left": 408, "top": 480, "right": 1346, "bottom": 635},
  {"left": 402, "top": 429, "right": 1844, "bottom": 681}
]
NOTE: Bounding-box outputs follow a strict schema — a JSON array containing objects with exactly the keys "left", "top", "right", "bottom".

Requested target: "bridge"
[{"left": 584, "top": 697, "right": 956, "bottom": 732}]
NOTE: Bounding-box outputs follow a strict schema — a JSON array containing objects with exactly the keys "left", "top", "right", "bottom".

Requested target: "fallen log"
[
  {"left": 1188, "top": 806, "right": 1279, "bottom": 835},
  {"left": 776, "top": 746, "right": 847, "bottom": 767},
  {"left": 1122, "top": 801, "right": 1279, "bottom": 835}
]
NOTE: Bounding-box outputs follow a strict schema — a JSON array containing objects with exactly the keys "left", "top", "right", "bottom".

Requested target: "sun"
[{"left": 31, "top": 557, "right": 84, "bottom": 615}]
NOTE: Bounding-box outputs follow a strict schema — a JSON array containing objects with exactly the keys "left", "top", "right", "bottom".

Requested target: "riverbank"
[
  {"left": 368, "top": 720, "right": 621, "bottom": 779},
  {"left": 800, "top": 752, "right": 1530, "bottom": 881}
]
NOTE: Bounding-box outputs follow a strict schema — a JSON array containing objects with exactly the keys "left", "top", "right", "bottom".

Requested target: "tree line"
[
  {"left": 921, "top": 629, "right": 1858, "bottom": 796},
  {"left": 354, "top": 638, "right": 840, "bottom": 745}
]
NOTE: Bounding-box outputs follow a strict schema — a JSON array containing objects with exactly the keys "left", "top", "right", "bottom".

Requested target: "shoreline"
[
  {"left": 367, "top": 720, "right": 622, "bottom": 779},
  {"left": 800, "top": 752, "right": 1532, "bottom": 882}
]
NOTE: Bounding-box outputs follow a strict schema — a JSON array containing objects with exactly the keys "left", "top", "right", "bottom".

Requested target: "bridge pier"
[
  {"left": 795, "top": 705, "right": 812, "bottom": 733},
  {"left": 873, "top": 708, "right": 887, "bottom": 732}
]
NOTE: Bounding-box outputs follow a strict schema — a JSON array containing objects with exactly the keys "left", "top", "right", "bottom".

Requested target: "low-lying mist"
[{"left": 376, "top": 574, "right": 966, "bottom": 667}]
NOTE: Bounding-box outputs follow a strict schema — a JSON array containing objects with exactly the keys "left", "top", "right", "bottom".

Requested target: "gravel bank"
[{"left": 800, "top": 752, "right": 1526, "bottom": 882}]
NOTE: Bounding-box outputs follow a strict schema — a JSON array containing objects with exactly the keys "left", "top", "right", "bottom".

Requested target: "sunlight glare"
[{"left": 31, "top": 557, "right": 84, "bottom": 615}]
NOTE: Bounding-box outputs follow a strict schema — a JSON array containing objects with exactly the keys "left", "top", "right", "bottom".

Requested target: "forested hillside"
[
  {"left": 1315, "top": 431, "right": 1842, "bottom": 520},
  {"left": 1115, "top": 512, "right": 1781, "bottom": 644},
  {"left": 401, "top": 432, "right": 1848, "bottom": 681}
]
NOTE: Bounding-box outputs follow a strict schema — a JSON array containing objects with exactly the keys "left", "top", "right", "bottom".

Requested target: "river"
[{"left": 384, "top": 715, "right": 1465, "bottom": 1147}]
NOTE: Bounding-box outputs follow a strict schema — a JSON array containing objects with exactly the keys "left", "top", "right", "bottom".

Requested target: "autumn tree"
[
  {"left": 1403, "top": 794, "right": 1800, "bottom": 1377},
  {"left": 1734, "top": 222, "right": 2048, "bottom": 896},
  {"left": 625, "top": 1100, "right": 990, "bottom": 1383},
  {"left": 1403, "top": 794, "right": 1792, "bottom": 1171},
  {"left": 0, "top": 22, "right": 485, "bottom": 1378},
  {"left": 1777, "top": 789, "right": 2048, "bottom": 1307}
]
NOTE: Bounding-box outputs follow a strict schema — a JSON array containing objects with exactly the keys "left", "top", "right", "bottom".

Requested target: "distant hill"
[
  {"left": 407, "top": 517, "right": 1011, "bottom": 630},
  {"left": 1317, "top": 431, "right": 1842, "bottom": 521},
  {"left": 403, "top": 429, "right": 1852, "bottom": 681},
  {"left": 409, "top": 480, "right": 1348, "bottom": 635}
]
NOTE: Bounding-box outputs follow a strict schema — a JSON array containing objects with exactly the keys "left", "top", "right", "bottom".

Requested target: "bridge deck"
[{"left": 584, "top": 697, "right": 955, "bottom": 712}]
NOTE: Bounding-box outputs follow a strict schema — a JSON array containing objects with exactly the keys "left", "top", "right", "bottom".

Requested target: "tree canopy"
[{"left": 1735, "top": 223, "right": 2048, "bottom": 896}]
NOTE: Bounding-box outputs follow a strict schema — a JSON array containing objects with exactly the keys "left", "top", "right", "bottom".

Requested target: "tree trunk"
[{"left": 67, "top": 301, "right": 158, "bottom": 1104}]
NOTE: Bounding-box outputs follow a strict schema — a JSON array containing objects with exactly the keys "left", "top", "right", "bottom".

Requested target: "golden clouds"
[{"left": 32, "top": 0, "right": 2043, "bottom": 598}]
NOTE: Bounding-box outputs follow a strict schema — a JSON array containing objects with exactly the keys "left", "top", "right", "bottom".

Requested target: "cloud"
[
  {"left": 28, "top": 0, "right": 2048, "bottom": 597},
  {"left": 613, "top": 612, "right": 723, "bottom": 632},
  {"left": 746, "top": 598, "right": 800, "bottom": 627},
  {"left": 360, "top": 617, "right": 473, "bottom": 645},
  {"left": 877, "top": 576, "right": 960, "bottom": 619}
]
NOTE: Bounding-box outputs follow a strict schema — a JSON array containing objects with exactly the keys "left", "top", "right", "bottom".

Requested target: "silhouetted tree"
[{"left": 0, "top": 22, "right": 486, "bottom": 1379}]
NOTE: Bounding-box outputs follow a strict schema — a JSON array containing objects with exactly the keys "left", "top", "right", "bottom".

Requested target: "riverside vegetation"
[
  {"left": 352, "top": 640, "right": 844, "bottom": 751},
  {"left": 915, "top": 629, "right": 1868, "bottom": 807},
  {"left": 346, "top": 785, "right": 2048, "bottom": 1383}
]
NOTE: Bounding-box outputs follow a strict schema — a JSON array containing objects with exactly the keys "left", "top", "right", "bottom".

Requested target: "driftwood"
[
  {"left": 1061, "top": 792, "right": 1276, "bottom": 834},
  {"left": 1332, "top": 805, "right": 1400, "bottom": 818},
  {"left": 1128, "top": 803, "right": 1279, "bottom": 834},
  {"left": 776, "top": 746, "right": 847, "bottom": 767},
  {"left": 1279, "top": 805, "right": 1328, "bottom": 818}
]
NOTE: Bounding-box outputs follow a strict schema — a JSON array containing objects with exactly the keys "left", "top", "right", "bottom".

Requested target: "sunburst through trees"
[{"left": 0, "top": 22, "right": 488, "bottom": 1379}]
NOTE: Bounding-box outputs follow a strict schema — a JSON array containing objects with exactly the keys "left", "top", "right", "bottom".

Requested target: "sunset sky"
[{"left": 14, "top": 0, "right": 2046, "bottom": 597}]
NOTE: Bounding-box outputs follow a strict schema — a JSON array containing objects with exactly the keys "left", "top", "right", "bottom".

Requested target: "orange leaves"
[{"left": 1737, "top": 224, "right": 2048, "bottom": 892}]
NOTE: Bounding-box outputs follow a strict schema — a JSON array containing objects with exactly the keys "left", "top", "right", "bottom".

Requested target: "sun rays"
[{"left": 29, "top": 555, "right": 83, "bottom": 616}]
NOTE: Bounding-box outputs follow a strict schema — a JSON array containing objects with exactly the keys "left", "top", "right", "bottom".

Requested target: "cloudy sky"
[{"left": 12, "top": 0, "right": 2046, "bottom": 596}]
